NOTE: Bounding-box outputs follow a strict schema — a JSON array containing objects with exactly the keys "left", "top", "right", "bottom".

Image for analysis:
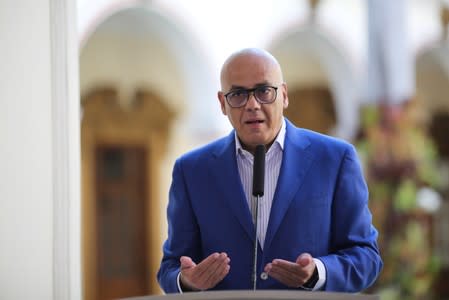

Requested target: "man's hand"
[
  {"left": 179, "top": 252, "right": 230, "bottom": 291},
  {"left": 264, "top": 253, "right": 316, "bottom": 288}
]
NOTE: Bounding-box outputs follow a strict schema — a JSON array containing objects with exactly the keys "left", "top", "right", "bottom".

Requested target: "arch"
[
  {"left": 268, "top": 25, "right": 359, "bottom": 140},
  {"left": 78, "top": 4, "right": 223, "bottom": 298},
  {"left": 79, "top": 1, "right": 223, "bottom": 137}
]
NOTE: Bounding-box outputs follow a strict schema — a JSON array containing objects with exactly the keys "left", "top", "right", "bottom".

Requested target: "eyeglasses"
[{"left": 224, "top": 85, "right": 278, "bottom": 108}]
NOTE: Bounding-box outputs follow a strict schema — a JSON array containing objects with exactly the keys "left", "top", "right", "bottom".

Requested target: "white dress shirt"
[{"left": 235, "top": 119, "right": 325, "bottom": 291}]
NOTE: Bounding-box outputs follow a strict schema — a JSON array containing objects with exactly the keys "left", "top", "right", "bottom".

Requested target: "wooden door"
[{"left": 95, "top": 145, "right": 149, "bottom": 300}]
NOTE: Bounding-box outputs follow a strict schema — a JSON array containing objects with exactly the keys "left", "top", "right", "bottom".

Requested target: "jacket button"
[{"left": 260, "top": 272, "right": 268, "bottom": 280}]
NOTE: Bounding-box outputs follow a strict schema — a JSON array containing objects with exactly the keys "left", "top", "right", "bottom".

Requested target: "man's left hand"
[{"left": 264, "top": 253, "right": 316, "bottom": 288}]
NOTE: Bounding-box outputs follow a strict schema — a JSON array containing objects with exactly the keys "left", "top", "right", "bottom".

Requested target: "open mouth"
[{"left": 245, "top": 120, "right": 264, "bottom": 124}]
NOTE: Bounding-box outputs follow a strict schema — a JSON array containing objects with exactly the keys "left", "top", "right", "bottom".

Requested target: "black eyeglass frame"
[{"left": 223, "top": 85, "right": 279, "bottom": 108}]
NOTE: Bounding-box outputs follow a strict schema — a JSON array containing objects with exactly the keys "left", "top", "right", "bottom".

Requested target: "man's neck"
[{"left": 240, "top": 140, "right": 274, "bottom": 155}]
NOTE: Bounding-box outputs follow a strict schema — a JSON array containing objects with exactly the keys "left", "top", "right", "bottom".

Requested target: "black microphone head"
[{"left": 252, "top": 144, "right": 265, "bottom": 197}]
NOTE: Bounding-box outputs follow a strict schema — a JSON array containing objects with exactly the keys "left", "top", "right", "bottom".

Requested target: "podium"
[{"left": 121, "top": 290, "right": 378, "bottom": 300}]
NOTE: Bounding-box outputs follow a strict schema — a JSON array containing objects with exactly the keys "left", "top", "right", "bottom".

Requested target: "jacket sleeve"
[
  {"left": 319, "top": 145, "right": 383, "bottom": 292},
  {"left": 157, "top": 158, "right": 202, "bottom": 293}
]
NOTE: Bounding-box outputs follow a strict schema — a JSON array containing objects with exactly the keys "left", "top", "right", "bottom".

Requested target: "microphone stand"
[
  {"left": 252, "top": 194, "right": 260, "bottom": 291},
  {"left": 251, "top": 144, "right": 265, "bottom": 291}
]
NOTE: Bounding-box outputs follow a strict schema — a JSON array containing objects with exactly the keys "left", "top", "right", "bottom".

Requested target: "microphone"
[
  {"left": 251, "top": 144, "right": 265, "bottom": 290},
  {"left": 252, "top": 145, "right": 265, "bottom": 198}
]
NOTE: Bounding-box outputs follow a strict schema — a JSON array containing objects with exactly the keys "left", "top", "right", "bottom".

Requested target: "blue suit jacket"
[{"left": 157, "top": 119, "right": 382, "bottom": 293}]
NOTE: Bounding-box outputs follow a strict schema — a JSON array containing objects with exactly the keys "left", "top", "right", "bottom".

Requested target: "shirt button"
[{"left": 260, "top": 272, "right": 268, "bottom": 280}]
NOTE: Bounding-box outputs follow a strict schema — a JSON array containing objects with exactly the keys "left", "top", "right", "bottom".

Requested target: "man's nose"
[{"left": 245, "top": 92, "right": 261, "bottom": 110}]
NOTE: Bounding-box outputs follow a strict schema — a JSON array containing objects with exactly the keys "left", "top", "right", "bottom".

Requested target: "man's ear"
[
  {"left": 281, "top": 83, "right": 289, "bottom": 109},
  {"left": 217, "top": 92, "right": 227, "bottom": 115}
]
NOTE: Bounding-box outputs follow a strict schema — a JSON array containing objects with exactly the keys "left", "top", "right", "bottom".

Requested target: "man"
[{"left": 157, "top": 48, "right": 382, "bottom": 293}]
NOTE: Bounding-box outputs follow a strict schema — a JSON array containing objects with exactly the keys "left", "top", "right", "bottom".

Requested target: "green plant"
[{"left": 356, "top": 103, "right": 442, "bottom": 300}]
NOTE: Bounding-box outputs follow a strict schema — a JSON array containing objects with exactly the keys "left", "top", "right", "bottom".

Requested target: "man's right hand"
[{"left": 179, "top": 252, "right": 230, "bottom": 291}]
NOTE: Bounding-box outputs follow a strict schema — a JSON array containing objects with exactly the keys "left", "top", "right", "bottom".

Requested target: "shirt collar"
[{"left": 235, "top": 118, "right": 286, "bottom": 156}]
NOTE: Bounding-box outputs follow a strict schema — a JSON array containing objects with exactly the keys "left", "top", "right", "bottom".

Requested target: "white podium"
[{"left": 121, "top": 290, "right": 378, "bottom": 300}]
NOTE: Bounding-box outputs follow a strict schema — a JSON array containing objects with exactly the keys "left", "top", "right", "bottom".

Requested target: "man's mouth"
[{"left": 245, "top": 119, "right": 264, "bottom": 124}]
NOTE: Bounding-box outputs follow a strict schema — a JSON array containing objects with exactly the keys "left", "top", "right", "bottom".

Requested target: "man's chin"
[{"left": 246, "top": 139, "right": 270, "bottom": 149}]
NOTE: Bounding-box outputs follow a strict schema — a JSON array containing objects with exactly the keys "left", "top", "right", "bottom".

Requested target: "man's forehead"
[
  {"left": 228, "top": 81, "right": 272, "bottom": 90},
  {"left": 220, "top": 49, "right": 283, "bottom": 89},
  {"left": 224, "top": 62, "right": 279, "bottom": 85},
  {"left": 227, "top": 52, "right": 274, "bottom": 69}
]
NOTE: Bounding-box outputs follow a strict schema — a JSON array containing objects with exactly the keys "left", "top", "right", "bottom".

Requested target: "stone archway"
[
  {"left": 79, "top": 5, "right": 221, "bottom": 298},
  {"left": 268, "top": 26, "right": 358, "bottom": 140}
]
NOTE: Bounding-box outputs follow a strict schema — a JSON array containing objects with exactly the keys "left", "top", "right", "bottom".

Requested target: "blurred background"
[{"left": 1, "top": 0, "right": 449, "bottom": 299}]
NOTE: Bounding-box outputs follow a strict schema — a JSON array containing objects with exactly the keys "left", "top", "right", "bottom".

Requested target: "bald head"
[
  {"left": 216, "top": 48, "right": 289, "bottom": 153},
  {"left": 220, "top": 48, "right": 284, "bottom": 91}
]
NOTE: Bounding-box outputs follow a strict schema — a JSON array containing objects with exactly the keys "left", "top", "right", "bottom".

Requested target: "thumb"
[
  {"left": 180, "top": 256, "right": 196, "bottom": 269},
  {"left": 296, "top": 253, "right": 312, "bottom": 267}
]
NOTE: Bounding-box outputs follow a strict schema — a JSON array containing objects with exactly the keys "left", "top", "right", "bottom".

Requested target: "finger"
[
  {"left": 180, "top": 254, "right": 220, "bottom": 290},
  {"left": 201, "top": 253, "right": 230, "bottom": 288},
  {"left": 295, "top": 254, "right": 316, "bottom": 283},
  {"left": 268, "top": 266, "right": 303, "bottom": 287},
  {"left": 193, "top": 252, "right": 222, "bottom": 278},
  {"left": 272, "top": 259, "right": 303, "bottom": 275},
  {"left": 180, "top": 256, "right": 195, "bottom": 269},
  {"left": 296, "top": 253, "right": 312, "bottom": 267},
  {"left": 179, "top": 257, "right": 200, "bottom": 290},
  {"left": 273, "top": 258, "right": 314, "bottom": 277},
  {"left": 268, "top": 260, "right": 308, "bottom": 287},
  {"left": 264, "top": 263, "right": 272, "bottom": 273},
  {"left": 269, "top": 263, "right": 310, "bottom": 287},
  {"left": 179, "top": 256, "right": 196, "bottom": 284},
  {"left": 190, "top": 253, "right": 229, "bottom": 290},
  {"left": 210, "top": 258, "right": 231, "bottom": 286}
]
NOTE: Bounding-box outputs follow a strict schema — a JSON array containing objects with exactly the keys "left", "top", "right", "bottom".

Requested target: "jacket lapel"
[
  {"left": 264, "top": 121, "right": 315, "bottom": 251},
  {"left": 209, "top": 131, "right": 255, "bottom": 242}
]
